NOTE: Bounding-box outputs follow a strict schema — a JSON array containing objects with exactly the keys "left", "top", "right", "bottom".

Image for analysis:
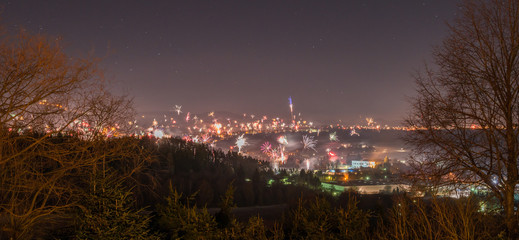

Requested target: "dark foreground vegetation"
[{"left": 0, "top": 134, "right": 509, "bottom": 239}]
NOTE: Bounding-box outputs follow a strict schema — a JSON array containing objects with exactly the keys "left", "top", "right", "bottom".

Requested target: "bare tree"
[
  {"left": 406, "top": 0, "right": 519, "bottom": 238},
  {"left": 0, "top": 29, "right": 140, "bottom": 238}
]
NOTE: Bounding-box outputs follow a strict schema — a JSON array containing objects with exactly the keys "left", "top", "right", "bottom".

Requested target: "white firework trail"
[
  {"left": 174, "top": 105, "right": 182, "bottom": 115},
  {"left": 302, "top": 135, "right": 317, "bottom": 152},
  {"left": 329, "top": 131, "right": 339, "bottom": 142},
  {"left": 235, "top": 134, "right": 247, "bottom": 153}
]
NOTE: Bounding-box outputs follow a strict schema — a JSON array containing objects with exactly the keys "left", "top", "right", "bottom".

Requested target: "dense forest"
[{"left": 0, "top": 133, "right": 507, "bottom": 239}]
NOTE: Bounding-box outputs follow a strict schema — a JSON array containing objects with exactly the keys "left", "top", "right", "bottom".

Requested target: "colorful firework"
[
  {"left": 289, "top": 96, "right": 294, "bottom": 124},
  {"left": 212, "top": 122, "right": 222, "bottom": 134},
  {"left": 261, "top": 141, "right": 272, "bottom": 154},
  {"left": 268, "top": 146, "right": 285, "bottom": 164},
  {"left": 302, "top": 135, "right": 317, "bottom": 152},
  {"left": 366, "top": 117, "right": 374, "bottom": 126},
  {"left": 277, "top": 135, "right": 288, "bottom": 145},
  {"left": 269, "top": 147, "right": 282, "bottom": 163},
  {"left": 182, "top": 135, "right": 192, "bottom": 142},
  {"left": 270, "top": 147, "right": 278, "bottom": 158},
  {"left": 201, "top": 134, "right": 211, "bottom": 143},
  {"left": 328, "top": 151, "right": 338, "bottom": 162}
]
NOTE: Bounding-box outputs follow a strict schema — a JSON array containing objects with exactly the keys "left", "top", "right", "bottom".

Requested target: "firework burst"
[
  {"left": 261, "top": 141, "right": 272, "bottom": 154},
  {"left": 201, "top": 134, "right": 211, "bottom": 143},
  {"left": 302, "top": 135, "right": 317, "bottom": 152},
  {"left": 350, "top": 129, "right": 360, "bottom": 136},
  {"left": 174, "top": 105, "right": 182, "bottom": 115},
  {"left": 277, "top": 135, "right": 288, "bottom": 145},
  {"left": 366, "top": 117, "right": 374, "bottom": 126},
  {"left": 329, "top": 131, "right": 339, "bottom": 142},
  {"left": 235, "top": 134, "right": 247, "bottom": 153}
]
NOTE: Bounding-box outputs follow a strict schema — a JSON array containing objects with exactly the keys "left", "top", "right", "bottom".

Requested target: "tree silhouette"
[
  {"left": 0, "top": 29, "right": 134, "bottom": 238},
  {"left": 406, "top": 0, "right": 519, "bottom": 238}
]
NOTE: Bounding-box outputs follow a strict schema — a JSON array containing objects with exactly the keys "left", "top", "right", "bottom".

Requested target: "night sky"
[{"left": 3, "top": 0, "right": 461, "bottom": 124}]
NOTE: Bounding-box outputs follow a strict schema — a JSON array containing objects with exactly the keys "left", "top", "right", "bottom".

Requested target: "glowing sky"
[{"left": 3, "top": 0, "right": 461, "bottom": 124}]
